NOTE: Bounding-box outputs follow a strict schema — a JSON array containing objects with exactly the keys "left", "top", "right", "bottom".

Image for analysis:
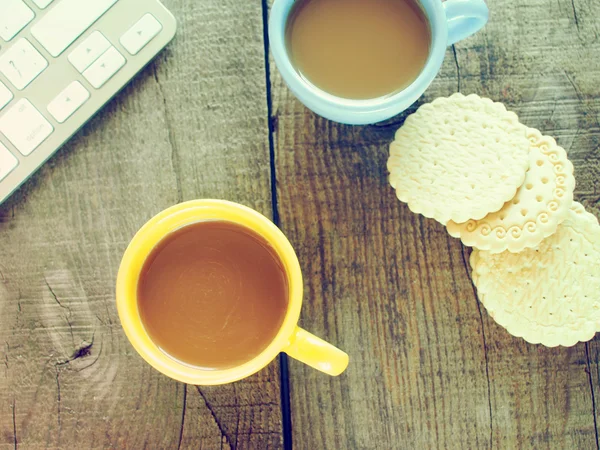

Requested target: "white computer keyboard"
[{"left": 0, "top": 0, "right": 177, "bottom": 204}]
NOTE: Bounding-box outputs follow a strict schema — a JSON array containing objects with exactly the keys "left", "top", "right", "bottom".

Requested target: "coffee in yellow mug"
[{"left": 116, "top": 199, "right": 348, "bottom": 385}]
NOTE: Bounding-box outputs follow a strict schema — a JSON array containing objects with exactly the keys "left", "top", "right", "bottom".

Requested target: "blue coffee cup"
[{"left": 269, "top": 0, "right": 489, "bottom": 125}]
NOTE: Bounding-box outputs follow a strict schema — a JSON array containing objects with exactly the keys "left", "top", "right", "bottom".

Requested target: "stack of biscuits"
[{"left": 387, "top": 93, "right": 600, "bottom": 347}]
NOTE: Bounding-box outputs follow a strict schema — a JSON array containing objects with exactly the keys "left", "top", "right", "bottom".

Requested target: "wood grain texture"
[
  {"left": 267, "top": 0, "right": 600, "bottom": 448},
  {"left": 1, "top": 0, "right": 599, "bottom": 448},
  {"left": 0, "top": 0, "right": 281, "bottom": 449}
]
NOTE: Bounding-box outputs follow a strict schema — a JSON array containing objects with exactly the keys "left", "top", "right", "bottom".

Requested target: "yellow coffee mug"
[{"left": 116, "top": 199, "right": 349, "bottom": 385}]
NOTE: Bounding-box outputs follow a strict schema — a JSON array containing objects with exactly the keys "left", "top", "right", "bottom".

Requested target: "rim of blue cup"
[{"left": 268, "top": 0, "right": 448, "bottom": 125}]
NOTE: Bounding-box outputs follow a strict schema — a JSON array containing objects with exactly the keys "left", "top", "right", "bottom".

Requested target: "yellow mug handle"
[{"left": 284, "top": 327, "right": 349, "bottom": 376}]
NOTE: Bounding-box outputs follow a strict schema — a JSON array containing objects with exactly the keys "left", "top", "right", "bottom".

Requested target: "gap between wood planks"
[
  {"left": 260, "top": 1, "right": 293, "bottom": 450},
  {"left": 585, "top": 343, "right": 600, "bottom": 449}
]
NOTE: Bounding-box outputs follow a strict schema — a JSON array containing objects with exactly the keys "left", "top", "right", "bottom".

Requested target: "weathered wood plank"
[
  {"left": 0, "top": 1, "right": 280, "bottom": 449},
  {"left": 267, "top": 0, "right": 600, "bottom": 447}
]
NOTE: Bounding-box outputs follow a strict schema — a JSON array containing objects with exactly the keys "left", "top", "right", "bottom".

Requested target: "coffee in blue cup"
[{"left": 269, "top": 0, "right": 489, "bottom": 125}]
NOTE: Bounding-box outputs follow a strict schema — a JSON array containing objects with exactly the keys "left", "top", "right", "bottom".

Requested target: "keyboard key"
[
  {"left": 0, "top": 99, "right": 53, "bottom": 156},
  {"left": 0, "top": 0, "right": 35, "bottom": 42},
  {"left": 0, "top": 142, "right": 18, "bottom": 182},
  {"left": 0, "top": 39, "right": 48, "bottom": 90},
  {"left": 68, "top": 31, "right": 111, "bottom": 73},
  {"left": 47, "top": 81, "right": 90, "bottom": 123},
  {"left": 120, "top": 14, "right": 163, "bottom": 56},
  {"left": 83, "top": 47, "right": 125, "bottom": 89},
  {"left": 30, "top": 0, "right": 118, "bottom": 57},
  {"left": 32, "top": 0, "right": 54, "bottom": 8},
  {"left": 0, "top": 82, "right": 13, "bottom": 110}
]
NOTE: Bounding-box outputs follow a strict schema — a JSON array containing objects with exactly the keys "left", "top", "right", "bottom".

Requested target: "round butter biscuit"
[
  {"left": 471, "top": 203, "right": 600, "bottom": 347},
  {"left": 447, "top": 128, "right": 575, "bottom": 253},
  {"left": 388, "top": 93, "right": 530, "bottom": 225}
]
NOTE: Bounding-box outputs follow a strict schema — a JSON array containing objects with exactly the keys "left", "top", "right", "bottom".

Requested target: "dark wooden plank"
[
  {"left": 0, "top": 0, "right": 281, "bottom": 449},
  {"left": 456, "top": 0, "right": 600, "bottom": 448},
  {"left": 267, "top": 0, "right": 600, "bottom": 447}
]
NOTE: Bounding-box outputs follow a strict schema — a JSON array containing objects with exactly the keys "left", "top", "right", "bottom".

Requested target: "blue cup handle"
[{"left": 443, "top": 0, "right": 489, "bottom": 46}]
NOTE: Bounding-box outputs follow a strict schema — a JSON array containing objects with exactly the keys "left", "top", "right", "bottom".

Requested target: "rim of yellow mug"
[{"left": 116, "top": 199, "right": 303, "bottom": 385}]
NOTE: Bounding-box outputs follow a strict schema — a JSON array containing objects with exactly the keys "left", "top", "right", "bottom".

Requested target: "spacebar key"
[{"left": 31, "top": 0, "right": 118, "bottom": 57}]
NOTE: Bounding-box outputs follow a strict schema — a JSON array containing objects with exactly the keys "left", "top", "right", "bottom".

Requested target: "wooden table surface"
[{"left": 1, "top": 0, "right": 600, "bottom": 448}]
